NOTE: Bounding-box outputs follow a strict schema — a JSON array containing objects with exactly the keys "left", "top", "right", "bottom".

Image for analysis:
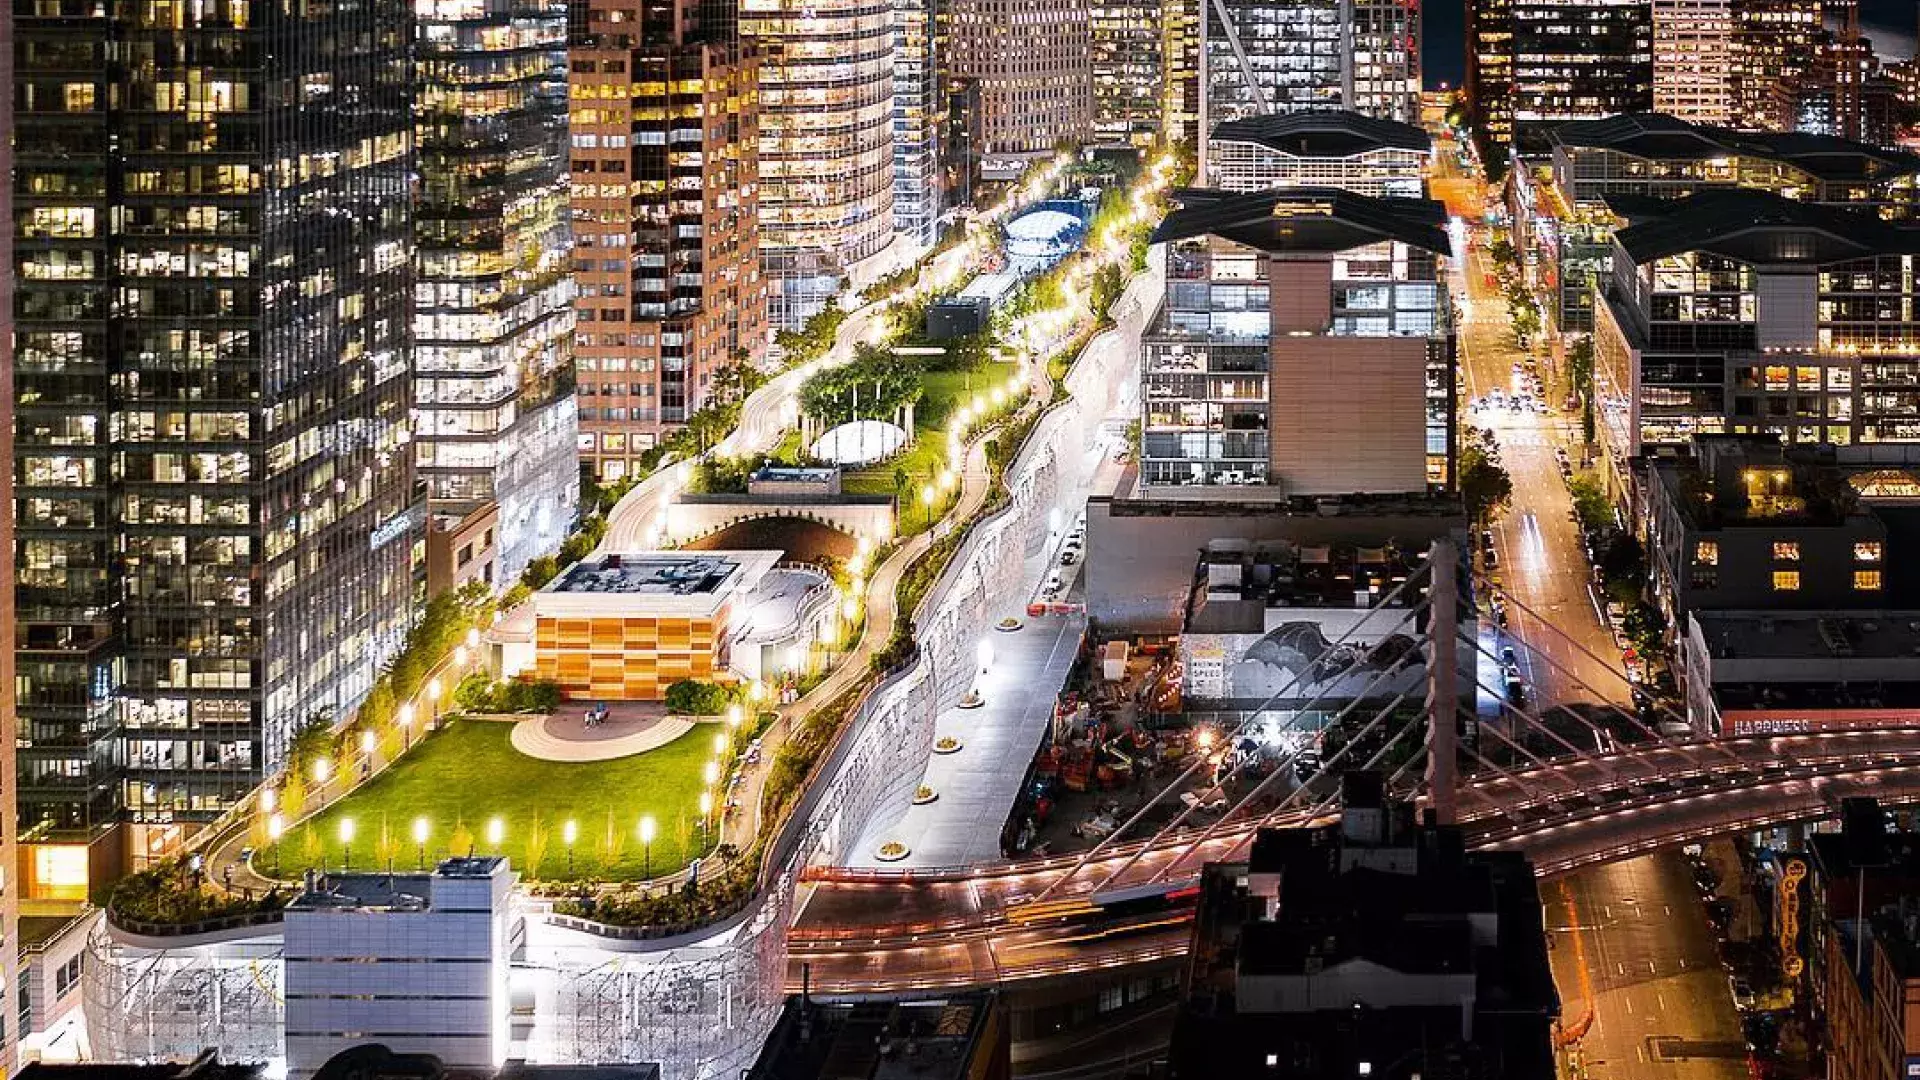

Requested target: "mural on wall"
[{"left": 1183, "top": 609, "right": 1431, "bottom": 705}]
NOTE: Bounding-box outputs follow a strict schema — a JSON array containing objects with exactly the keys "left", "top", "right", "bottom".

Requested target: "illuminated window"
[
  {"left": 1855, "top": 541, "right": 1883, "bottom": 562},
  {"left": 1772, "top": 541, "right": 1800, "bottom": 561},
  {"left": 1694, "top": 540, "right": 1719, "bottom": 565},
  {"left": 1772, "top": 571, "right": 1801, "bottom": 591},
  {"left": 1855, "top": 570, "right": 1883, "bottom": 591}
]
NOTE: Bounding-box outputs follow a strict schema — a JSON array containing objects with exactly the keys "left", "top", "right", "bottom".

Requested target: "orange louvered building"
[{"left": 531, "top": 551, "right": 782, "bottom": 700}]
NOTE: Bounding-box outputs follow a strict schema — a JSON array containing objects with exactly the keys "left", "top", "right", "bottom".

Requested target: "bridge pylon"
[{"left": 1423, "top": 537, "right": 1459, "bottom": 826}]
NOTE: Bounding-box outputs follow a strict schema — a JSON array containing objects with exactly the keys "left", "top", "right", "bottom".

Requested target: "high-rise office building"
[
  {"left": 893, "top": 0, "right": 944, "bottom": 249},
  {"left": 0, "top": 3, "right": 21, "bottom": 1063},
  {"left": 571, "top": 0, "right": 766, "bottom": 478},
  {"left": 1730, "top": 0, "right": 1824, "bottom": 133},
  {"left": 418, "top": 0, "right": 579, "bottom": 588},
  {"left": 746, "top": 0, "right": 896, "bottom": 328},
  {"left": 950, "top": 0, "right": 1095, "bottom": 159},
  {"left": 1091, "top": 0, "right": 1164, "bottom": 146},
  {"left": 14, "top": 0, "right": 416, "bottom": 892},
  {"left": 1654, "top": 0, "right": 1734, "bottom": 124},
  {"left": 1162, "top": 0, "right": 1200, "bottom": 147},
  {"left": 1198, "top": 0, "right": 1417, "bottom": 174},
  {"left": 1466, "top": 0, "right": 1653, "bottom": 156}
]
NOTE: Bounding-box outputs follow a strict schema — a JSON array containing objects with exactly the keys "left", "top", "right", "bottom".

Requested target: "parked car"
[{"left": 1060, "top": 550, "right": 1078, "bottom": 565}]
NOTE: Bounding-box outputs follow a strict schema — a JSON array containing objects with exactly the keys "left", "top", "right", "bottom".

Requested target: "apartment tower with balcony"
[
  {"left": 745, "top": 0, "right": 895, "bottom": 328},
  {"left": 418, "top": 0, "right": 580, "bottom": 587},
  {"left": 1140, "top": 188, "right": 1455, "bottom": 494},
  {"left": 570, "top": 0, "right": 765, "bottom": 478},
  {"left": 14, "top": 0, "right": 417, "bottom": 893}
]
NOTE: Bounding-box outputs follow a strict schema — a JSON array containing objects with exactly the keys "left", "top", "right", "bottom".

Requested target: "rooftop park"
[{"left": 256, "top": 717, "right": 728, "bottom": 883}]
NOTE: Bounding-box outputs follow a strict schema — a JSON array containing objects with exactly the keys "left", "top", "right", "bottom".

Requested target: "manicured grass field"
[
  {"left": 260, "top": 720, "right": 718, "bottom": 882},
  {"left": 844, "top": 361, "right": 1023, "bottom": 532}
]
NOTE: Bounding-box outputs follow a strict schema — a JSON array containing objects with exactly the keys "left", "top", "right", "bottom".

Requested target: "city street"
[
  {"left": 1543, "top": 856, "right": 1748, "bottom": 1080},
  {"left": 1432, "top": 133, "right": 1744, "bottom": 1080}
]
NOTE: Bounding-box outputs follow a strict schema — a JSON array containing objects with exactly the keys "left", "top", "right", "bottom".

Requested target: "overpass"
[
  {"left": 665, "top": 493, "right": 896, "bottom": 547},
  {"left": 782, "top": 552, "right": 1920, "bottom": 995}
]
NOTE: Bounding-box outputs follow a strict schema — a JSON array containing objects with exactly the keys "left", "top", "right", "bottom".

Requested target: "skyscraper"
[
  {"left": 1197, "top": 0, "right": 1418, "bottom": 173},
  {"left": 746, "top": 0, "right": 896, "bottom": 328},
  {"left": 0, "top": 3, "right": 21, "bottom": 1061},
  {"left": 949, "top": 0, "right": 1094, "bottom": 160},
  {"left": 1466, "top": 0, "right": 1653, "bottom": 156},
  {"left": 1091, "top": 0, "right": 1164, "bottom": 146},
  {"left": 571, "top": 0, "right": 766, "bottom": 477},
  {"left": 1730, "top": 0, "right": 1824, "bottom": 132},
  {"left": 14, "top": 0, "right": 416, "bottom": 891},
  {"left": 894, "top": 0, "right": 945, "bottom": 249},
  {"left": 418, "top": 0, "right": 579, "bottom": 587},
  {"left": 1654, "top": 0, "right": 1734, "bottom": 124}
]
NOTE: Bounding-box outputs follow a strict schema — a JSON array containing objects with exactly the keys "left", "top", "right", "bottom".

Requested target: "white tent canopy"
[{"left": 811, "top": 419, "right": 909, "bottom": 466}]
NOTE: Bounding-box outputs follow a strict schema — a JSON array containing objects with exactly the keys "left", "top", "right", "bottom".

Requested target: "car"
[
  {"left": 1045, "top": 572, "right": 1064, "bottom": 592},
  {"left": 1059, "top": 550, "right": 1078, "bottom": 565},
  {"left": 745, "top": 738, "right": 764, "bottom": 764},
  {"left": 1501, "top": 645, "right": 1518, "bottom": 666},
  {"left": 1483, "top": 548, "right": 1498, "bottom": 568}
]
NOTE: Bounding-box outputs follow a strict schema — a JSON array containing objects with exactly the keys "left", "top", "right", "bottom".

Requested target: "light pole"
[
  {"left": 339, "top": 817, "right": 356, "bottom": 872},
  {"left": 564, "top": 819, "right": 578, "bottom": 876},
  {"left": 360, "top": 729, "right": 375, "bottom": 777},
  {"left": 639, "top": 815, "right": 657, "bottom": 879},
  {"left": 699, "top": 791, "right": 715, "bottom": 847},
  {"left": 427, "top": 678, "right": 443, "bottom": 729},
  {"left": 486, "top": 816, "right": 504, "bottom": 854},
  {"left": 399, "top": 703, "right": 414, "bottom": 749},
  {"left": 413, "top": 817, "right": 429, "bottom": 870},
  {"left": 268, "top": 813, "right": 285, "bottom": 878}
]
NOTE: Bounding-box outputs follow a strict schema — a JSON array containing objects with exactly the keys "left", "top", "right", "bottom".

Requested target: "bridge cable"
[
  {"left": 1027, "top": 568, "right": 1435, "bottom": 901},
  {"left": 1072, "top": 599, "right": 1442, "bottom": 895}
]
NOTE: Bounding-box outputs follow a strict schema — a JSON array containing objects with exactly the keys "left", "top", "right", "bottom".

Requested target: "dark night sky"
[{"left": 1423, "top": 0, "right": 1920, "bottom": 90}]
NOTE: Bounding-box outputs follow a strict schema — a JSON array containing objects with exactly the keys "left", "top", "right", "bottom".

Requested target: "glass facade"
[
  {"left": 15, "top": 0, "right": 417, "bottom": 846},
  {"left": 1090, "top": 0, "right": 1163, "bottom": 146},
  {"left": 892, "top": 0, "right": 943, "bottom": 249},
  {"left": 1470, "top": 0, "right": 1653, "bottom": 152},
  {"left": 744, "top": 0, "right": 896, "bottom": 328},
  {"left": 949, "top": 0, "right": 1093, "bottom": 158},
  {"left": 1199, "top": 0, "right": 1416, "bottom": 172},
  {"left": 418, "top": 0, "right": 579, "bottom": 584}
]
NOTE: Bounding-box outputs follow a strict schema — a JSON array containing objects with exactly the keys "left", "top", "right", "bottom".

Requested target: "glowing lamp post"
[
  {"left": 726, "top": 703, "right": 743, "bottom": 730},
  {"left": 639, "top": 815, "right": 657, "bottom": 879},
  {"left": 427, "top": 678, "right": 443, "bottom": 728},
  {"left": 268, "top": 813, "right": 285, "bottom": 877},
  {"left": 563, "top": 819, "right": 578, "bottom": 875},
  {"left": 713, "top": 731, "right": 728, "bottom": 756},
  {"left": 699, "top": 791, "right": 715, "bottom": 842},
  {"left": 413, "top": 817, "right": 430, "bottom": 869},
  {"left": 486, "top": 816, "right": 505, "bottom": 853},
  {"left": 398, "top": 703, "right": 414, "bottom": 749},
  {"left": 339, "top": 817, "right": 356, "bottom": 872},
  {"left": 920, "top": 483, "right": 936, "bottom": 525},
  {"left": 703, "top": 760, "right": 721, "bottom": 788},
  {"left": 314, "top": 757, "right": 331, "bottom": 787}
]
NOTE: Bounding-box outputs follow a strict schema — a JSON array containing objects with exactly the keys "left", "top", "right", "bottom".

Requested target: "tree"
[
  {"left": 1622, "top": 600, "right": 1668, "bottom": 658},
  {"left": 448, "top": 816, "right": 475, "bottom": 859},
  {"left": 798, "top": 345, "right": 924, "bottom": 428},
  {"left": 1568, "top": 474, "right": 1615, "bottom": 536},
  {"left": 1567, "top": 337, "right": 1595, "bottom": 403},
  {"left": 1488, "top": 237, "right": 1516, "bottom": 266},
  {"left": 279, "top": 770, "right": 309, "bottom": 821},
  {"left": 1459, "top": 445, "right": 1513, "bottom": 524},
  {"left": 1599, "top": 532, "right": 1647, "bottom": 605},
  {"left": 525, "top": 813, "right": 550, "bottom": 879},
  {"left": 665, "top": 679, "right": 732, "bottom": 716},
  {"left": 360, "top": 679, "right": 395, "bottom": 731}
]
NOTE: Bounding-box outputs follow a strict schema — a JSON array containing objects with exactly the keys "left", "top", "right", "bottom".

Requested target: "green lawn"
[
  {"left": 260, "top": 720, "right": 718, "bottom": 883},
  {"left": 844, "top": 361, "right": 1023, "bottom": 533}
]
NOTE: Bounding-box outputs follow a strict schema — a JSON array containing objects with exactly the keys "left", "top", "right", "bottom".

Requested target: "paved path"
[{"left": 510, "top": 711, "right": 697, "bottom": 763}]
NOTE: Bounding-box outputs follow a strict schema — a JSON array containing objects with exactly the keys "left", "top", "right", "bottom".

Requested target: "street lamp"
[
  {"left": 314, "top": 757, "right": 331, "bottom": 786},
  {"left": 699, "top": 791, "right": 715, "bottom": 842},
  {"left": 466, "top": 627, "right": 480, "bottom": 652},
  {"left": 261, "top": 788, "right": 277, "bottom": 814},
  {"left": 726, "top": 703, "right": 743, "bottom": 730},
  {"left": 398, "top": 703, "right": 414, "bottom": 748},
  {"left": 454, "top": 645, "right": 468, "bottom": 669},
  {"left": 268, "top": 813, "right": 285, "bottom": 877},
  {"left": 339, "top": 817, "right": 356, "bottom": 872},
  {"left": 486, "top": 816, "right": 505, "bottom": 852},
  {"left": 427, "top": 678, "right": 442, "bottom": 727},
  {"left": 639, "top": 815, "right": 657, "bottom": 879},
  {"left": 413, "top": 817, "right": 430, "bottom": 870},
  {"left": 563, "top": 819, "right": 578, "bottom": 875},
  {"left": 920, "top": 483, "right": 936, "bottom": 524},
  {"left": 713, "top": 732, "right": 728, "bottom": 756},
  {"left": 360, "top": 730, "right": 375, "bottom": 775},
  {"left": 704, "top": 760, "right": 720, "bottom": 788}
]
